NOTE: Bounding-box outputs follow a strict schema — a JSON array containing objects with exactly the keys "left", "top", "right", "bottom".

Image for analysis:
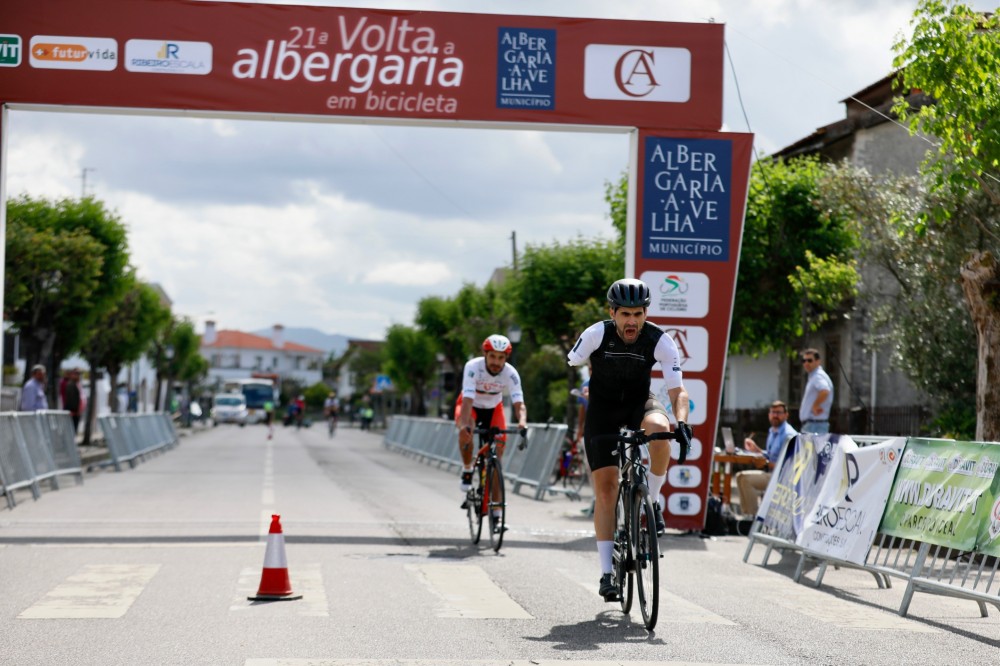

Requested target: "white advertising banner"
[{"left": 796, "top": 437, "right": 906, "bottom": 565}]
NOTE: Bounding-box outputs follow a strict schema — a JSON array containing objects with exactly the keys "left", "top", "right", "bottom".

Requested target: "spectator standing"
[
  {"left": 294, "top": 394, "right": 306, "bottom": 429},
  {"left": 20, "top": 364, "right": 49, "bottom": 411},
  {"left": 735, "top": 401, "right": 797, "bottom": 518},
  {"left": 61, "top": 368, "right": 84, "bottom": 433},
  {"left": 799, "top": 348, "right": 833, "bottom": 434}
]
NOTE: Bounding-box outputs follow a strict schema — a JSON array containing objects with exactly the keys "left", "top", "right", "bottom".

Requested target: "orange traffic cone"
[{"left": 248, "top": 514, "right": 303, "bottom": 601}]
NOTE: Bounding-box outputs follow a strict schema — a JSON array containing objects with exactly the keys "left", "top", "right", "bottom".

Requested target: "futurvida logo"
[{"left": 29, "top": 35, "right": 117, "bottom": 71}]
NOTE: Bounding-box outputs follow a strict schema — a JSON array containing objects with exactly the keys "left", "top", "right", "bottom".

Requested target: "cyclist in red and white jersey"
[{"left": 456, "top": 334, "right": 527, "bottom": 494}]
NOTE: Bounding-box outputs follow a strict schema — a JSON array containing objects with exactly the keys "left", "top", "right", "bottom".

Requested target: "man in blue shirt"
[
  {"left": 20, "top": 364, "right": 49, "bottom": 412},
  {"left": 736, "top": 400, "right": 797, "bottom": 518},
  {"left": 799, "top": 348, "right": 833, "bottom": 434}
]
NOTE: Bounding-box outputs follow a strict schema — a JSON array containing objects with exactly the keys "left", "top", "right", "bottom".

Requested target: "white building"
[{"left": 199, "top": 322, "right": 325, "bottom": 389}]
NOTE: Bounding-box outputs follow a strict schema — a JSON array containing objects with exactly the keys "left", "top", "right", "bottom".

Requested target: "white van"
[{"left": 211, "top": 393, "right": 248, "bottom": 426}]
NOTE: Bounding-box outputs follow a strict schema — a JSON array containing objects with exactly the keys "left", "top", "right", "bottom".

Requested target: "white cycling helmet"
[{"left": 482, "top": 334, "right": 513, "bottom": 355}]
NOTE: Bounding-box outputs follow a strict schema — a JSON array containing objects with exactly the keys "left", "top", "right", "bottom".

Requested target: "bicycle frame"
[
  {"left": 465, "top": 426, "right": 527, "bottom": 553},
  {"left": 595, "top": 427, "right": 676, "bottom": 631}
]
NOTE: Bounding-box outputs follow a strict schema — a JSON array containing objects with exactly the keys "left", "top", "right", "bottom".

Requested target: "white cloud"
[{"left": 361, "top": 261, "right": 453, "bottom": 286}]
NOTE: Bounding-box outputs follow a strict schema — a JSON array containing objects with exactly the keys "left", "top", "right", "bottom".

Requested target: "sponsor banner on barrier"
[
  {"left": 879, "top": 438, "right": 999, "bottom": 552},
  {"left": 976, "top": 443, "right": 1000, "bottom": 556},
  {"left": 756, "top": 433, "right": 840, "bottom": 542},
  {"left": 797, "top": 437, "right": 906, "bottom": 565}
]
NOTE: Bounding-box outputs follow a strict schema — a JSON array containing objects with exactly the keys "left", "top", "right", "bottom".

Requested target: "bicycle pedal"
[{"left": 602, "top": 592, "right": 621, "bottom": 603}]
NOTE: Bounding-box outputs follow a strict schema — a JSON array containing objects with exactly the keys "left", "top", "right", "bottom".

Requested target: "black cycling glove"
[{"left": 675, "top": 421, "right": 693, "bottom": 464}]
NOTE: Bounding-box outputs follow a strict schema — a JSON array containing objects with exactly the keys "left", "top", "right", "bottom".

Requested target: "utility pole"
[
  {"left": 80, "top": 167, "right": 96, "bottom": 198},
  {"left": 510, "top": 231, "right": 518, "bottom": 271}
]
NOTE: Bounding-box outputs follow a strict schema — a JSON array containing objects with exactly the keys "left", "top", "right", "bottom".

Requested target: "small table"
[{"left": 711, "top": 451, "right": 769, "bottom": 509}]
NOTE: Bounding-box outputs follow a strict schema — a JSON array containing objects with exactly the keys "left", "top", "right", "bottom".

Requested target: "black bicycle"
[
  {"left": 464, "top": 426, "right": 528, "bottom": 552},
  {"left": 595, "top": 427, "right": 678, "bottom": 631}
]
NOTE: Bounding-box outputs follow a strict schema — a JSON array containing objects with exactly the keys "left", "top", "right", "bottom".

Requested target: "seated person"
[{"left": 735, "top": 400, "right": 797, "bottom": 518}]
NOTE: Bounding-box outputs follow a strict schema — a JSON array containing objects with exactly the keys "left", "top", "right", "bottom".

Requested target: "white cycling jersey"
[{"left": 460, "top": 357, "right": 525, "bottom": 409}]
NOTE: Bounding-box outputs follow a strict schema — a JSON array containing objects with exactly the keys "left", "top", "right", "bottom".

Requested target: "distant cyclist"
[
  {"left": 567, "top": 278, "right": 692, "bottom": 601},
  {"left": 263, "top": 399, "right": 275, "bottom": 440},
  {"left": 324, "top": 391, "right": 340, "bottom": 437},
  {"left": 456, "top": 334, "right": 528, "bottom": 498}
]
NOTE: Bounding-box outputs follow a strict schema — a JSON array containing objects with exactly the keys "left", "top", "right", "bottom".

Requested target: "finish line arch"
[{"left": 0, "top": 0, "right": 752, "bottom": 531}]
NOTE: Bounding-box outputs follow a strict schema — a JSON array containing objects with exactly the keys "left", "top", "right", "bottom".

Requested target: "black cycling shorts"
[{"left": 584, "top": 395, "right": 669, "bottom": 471}]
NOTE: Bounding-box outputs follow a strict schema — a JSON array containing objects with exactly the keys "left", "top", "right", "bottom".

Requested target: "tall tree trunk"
[
  {"left": 83, "top": 356, "right": 99, "bottom": 446},
  {"left": 961, "top": 251, "right": 1000, "bottom": 442}
]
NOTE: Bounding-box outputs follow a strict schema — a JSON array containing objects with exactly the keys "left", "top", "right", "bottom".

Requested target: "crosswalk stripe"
[
  {"left": 232, "top": 563, "right": 327, "bottom": 616},
  {"left": 18, "top": 564, "right": 160, "bottom": 619},
  {"left": 558, "top": 567, "right": 736, "bottom": 625},
  {"left": 406, "top": 563, "right": 533, "bottom": 619}
]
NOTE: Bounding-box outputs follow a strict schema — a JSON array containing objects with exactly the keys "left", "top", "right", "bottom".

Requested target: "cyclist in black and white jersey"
[
  {"left": 567, "top": 278, "right": 693, "bottom": 601},
  {"left": 456, "top": 334, "right": 528, "bottom": 495}
]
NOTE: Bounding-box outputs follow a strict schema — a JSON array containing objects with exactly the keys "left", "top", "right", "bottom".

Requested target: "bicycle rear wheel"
[
  {"left": 633, "top": 486, "right": 660, "bottom": 630},
  {"left": 466, "top": 464, "right": 484, "bottom": 544},
  {"left": 487, "top": 457, "right": 506, "bottom": 552},
  {"left": 612, "top": 489, "right": 633, "bottom": 613}
]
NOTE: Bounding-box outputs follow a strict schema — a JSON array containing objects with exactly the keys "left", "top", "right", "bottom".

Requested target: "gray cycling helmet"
[{"left": 607, "top": 278, "right": 652, "bottom": 308}]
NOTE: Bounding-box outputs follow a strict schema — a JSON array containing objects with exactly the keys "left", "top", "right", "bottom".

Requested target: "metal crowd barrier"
[
  {"left": 0, "top": 411, "right": 84, "bottom": 509},
  {"left": 744, "top": 435, "right": 891, "bottom": 567},
  {"left": 384, "top": 416, "right": 575, "bottom": 501},
  {"left": 98, "top": 413, "right": 178, "bottom": 472},
  {"left": 746, "top": 434, "right": 1000, "bottom": 618}
]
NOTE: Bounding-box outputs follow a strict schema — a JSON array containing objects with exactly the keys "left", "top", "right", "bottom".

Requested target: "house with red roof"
[{"left": 199, "top": 321, "right": 325, "bottom": 389}]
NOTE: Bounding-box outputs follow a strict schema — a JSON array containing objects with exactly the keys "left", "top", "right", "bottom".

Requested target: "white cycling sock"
[
  {"left": 646, "top": 472, "right": 665, "bottom": 502},
  {"left": 597, "top": 541, "right": 614, "bottom": 574},
  {"left": 462, "top": 467, "right": 474, "bottom": 474}
]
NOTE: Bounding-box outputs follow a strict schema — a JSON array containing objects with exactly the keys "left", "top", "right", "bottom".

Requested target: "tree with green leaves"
[
  {"left": 6, "top": 196, "right": 131, "bottom": 394},
  {"left": 820, "top": 162, "right": 979, "bottom": 437},
  {"left": 509, "top": 237, "right": 621, "bottom": 423},
  {"left": 80, "top": 276, "right": 171, "bottom": 442},
  {"left": 4, "top": 205, "right": 104, "bottom": 387},
  {"left": 892, "top": 0, "right": 1000, "bottom": 440},
  {"left": 151, "top": 317, "right": 205, "bottom": 411},
  {"left": 383, "top": 324, "right": 438, "bottom": 415},
  {"left": 343, "top": 345, "right": 384, "bottom": 411},
  {"left": 732, "top": 156, "right": 861, "bottom": 355}
]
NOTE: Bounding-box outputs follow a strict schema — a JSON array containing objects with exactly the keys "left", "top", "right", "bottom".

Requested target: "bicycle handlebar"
[
  {"left": 590, "top": 429, "right": 677, "bottom": 445},
  {"left": 471, "top": 426, "right": 529, "bottom": 450}
]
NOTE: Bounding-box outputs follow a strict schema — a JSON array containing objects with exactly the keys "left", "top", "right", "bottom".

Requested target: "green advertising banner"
[
  {"left": 879, "top": 438, "right": 1000, "bottom": 551},
  {"left": 974, "top": 441, "right": 1000, "bottom": 556}
]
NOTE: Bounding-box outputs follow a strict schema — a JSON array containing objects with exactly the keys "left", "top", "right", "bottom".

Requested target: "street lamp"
[{"left": 506, "top": 324, "right": 522, "bottom": 365}]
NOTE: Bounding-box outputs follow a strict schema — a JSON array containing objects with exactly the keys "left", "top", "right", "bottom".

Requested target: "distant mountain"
[{"left": 253, "top": 327, "right": 351, "bottom": 357}]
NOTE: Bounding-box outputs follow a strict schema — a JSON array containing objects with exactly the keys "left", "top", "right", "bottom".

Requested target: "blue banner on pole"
[{"left": 642, "top": 137, "right": 732, "bottom": 262}]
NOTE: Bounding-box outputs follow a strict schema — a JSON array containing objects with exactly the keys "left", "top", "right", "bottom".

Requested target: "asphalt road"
[{"left": 2, "top": 421, "right": 999, "bottom": 665}]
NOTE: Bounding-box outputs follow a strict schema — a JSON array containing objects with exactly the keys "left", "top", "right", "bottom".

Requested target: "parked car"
[{"left": 211, "top": 393, "right": 248, "bottom": 427}]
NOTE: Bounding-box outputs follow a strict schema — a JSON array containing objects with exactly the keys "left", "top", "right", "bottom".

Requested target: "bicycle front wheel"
[
  {"left": 487, "top": 457, "right": 506, "bottom": 552},
  {"left": 467, "top": 466, "right": 484, "bottom": 544},
  {"left": 632, "top": 486, "right": 660, "bottom": 630},
  {"left": 613, "top": 488, "right": 633, "bottom": 613}
]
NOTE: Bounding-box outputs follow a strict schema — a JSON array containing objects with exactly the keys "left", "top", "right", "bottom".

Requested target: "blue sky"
[{"left": 7, "top": 0, "right": 990, "bottom": 340}]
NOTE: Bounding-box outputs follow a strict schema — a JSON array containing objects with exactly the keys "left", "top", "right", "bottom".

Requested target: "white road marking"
[
  {"left": 559, "top": 567, "right": 736, "bottom": 625},
  {"left": 243, "top": 659, "right": 749, "bottom": 666},
  {"left": 18, "top": 564, "right": 160, "bottom": 619},
  {"left": 406, "top": 563, "right": 533, "bottom": 619},
  {"left": 770, "top": 584, "right": 938, "bottom": 631},
  {"left": 232, "top": 563, "right": 327, "bottom": 616},
  {"left": 261, "top": 440, "right": 275, "bottom": 509}
]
